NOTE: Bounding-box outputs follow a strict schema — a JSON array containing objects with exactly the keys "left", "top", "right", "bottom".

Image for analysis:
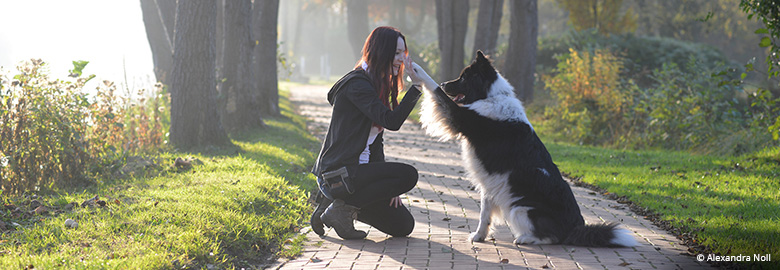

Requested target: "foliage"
[
  {"left": 0, "top": 60, "right": 92, "bottom": 193},
  {"left": 541, "top": 47, "right": 777, "bottom": 155},
  {"left": 538, "top": 30, "right": 735, "bottom": 87},
  {"left": 407, "top": 39, "right": 440, "bottom": 82},
  {"left": 0, "top": 87, "right": 320, "bottom": 269},
  {"left": 740, "top": 0, "right": 780, "bottom": 144},
  {"left": 740, "top": 0, "right": 780, "bottom": 78},
  {"left": 543, "top": 48, "right": 638, "bottom": 145},
  {"left": 555, "top": 0, "right": 636, "bottom": 35},
  {"left": 747, "top": 88, "right": 780, "bottom": 141},
  {"left": 639, "top": 59, "right": 747, "bottom": 152},
  {"left": 543, "top": 141, "right": 780, "bottom": 268},
  {"left": 0, "top": 60, "right": 169, "bottom": 194}
]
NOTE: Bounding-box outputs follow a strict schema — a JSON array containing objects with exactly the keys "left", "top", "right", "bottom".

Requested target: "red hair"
[{"left": 356, "top": 26, "right": 407, "bottom": 110}]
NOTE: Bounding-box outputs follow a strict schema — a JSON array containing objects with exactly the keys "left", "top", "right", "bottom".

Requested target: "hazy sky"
[{"left": 0, "top": 0, "right": 155, "bottom": 89}]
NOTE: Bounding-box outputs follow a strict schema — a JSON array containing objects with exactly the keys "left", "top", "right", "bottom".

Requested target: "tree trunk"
[
  {"left": 505, "top": 0, "right": 537, "bottom": 102},
  {"left": 140, "top": 0, "right": 176, "bottom": 86},
  {"left": 346, "top": 0, "right": 369, "bottom": 62},
  {"left": 216, "top": 0, "right": 225, "bottom": 85},
  {"left": 221, "top": 0, "right": 264, "bottom": 131},
  {"left": 170, "top": 0, "right": 231, "bottom": 148},
  {"left": 253, "top": 0, "right": 280, "bottom": 116},
  {"left": 435, "top": 0, "right": 469, "bottom": 82},
  {"left": 390, "top": 0, "right": 408, "bottom": 31},
  {"left": 473, "top": 0, "right": 503, "bottom": 59}
]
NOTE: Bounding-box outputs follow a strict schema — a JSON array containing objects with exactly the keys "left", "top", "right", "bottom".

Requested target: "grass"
[
  {"left": 0, "top": 87, "right": 320, "bottom": 269},
  {"left": 539, "top": 136, "right": 780, "bottom": 267}
]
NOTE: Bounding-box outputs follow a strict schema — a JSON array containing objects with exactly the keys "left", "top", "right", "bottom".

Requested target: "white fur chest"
[{"left": 461, "top": 140, "right": 518, "bottom": 212}]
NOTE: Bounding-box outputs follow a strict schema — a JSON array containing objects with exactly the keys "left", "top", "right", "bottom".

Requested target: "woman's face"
[{"left": 392, "top": 36, "right": 406, "bottom": 76}]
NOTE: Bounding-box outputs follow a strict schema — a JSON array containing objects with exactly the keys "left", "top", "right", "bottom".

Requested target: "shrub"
[
  {"left": 638, "top": 58, "right": 745, "bottom": 151},
  {"left": 544, "top": 48, "right": 639, "bottom": 145},
  {"left": 538, "top": 30, "right": 736, "bottom": 87},
  {"left": 0, "top": 60, "right": 92, "bottom": 193},
  {"left": 0, "top": 59, "right": 168, "bottom": 194}
]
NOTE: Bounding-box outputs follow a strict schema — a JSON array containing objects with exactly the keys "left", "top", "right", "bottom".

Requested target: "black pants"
[{"left": 342, "top": 162, "right": 418, "bottom": 237}]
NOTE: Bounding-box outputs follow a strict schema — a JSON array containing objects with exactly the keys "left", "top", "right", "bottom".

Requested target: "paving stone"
[{"left": 270, "top": 85, "right": 709, "bottom": 269}]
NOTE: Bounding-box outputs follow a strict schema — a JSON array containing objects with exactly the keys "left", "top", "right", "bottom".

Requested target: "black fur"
[{"left": 425, "top": 51, "right": 636, "bottom": 247}]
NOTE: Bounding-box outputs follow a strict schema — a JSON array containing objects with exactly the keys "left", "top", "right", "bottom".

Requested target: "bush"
[
  {"left": 541, "top": 47, "right": 779, "bottom": 156},
  {"left": 638, "top": 58, "right": 746, "bottom": 151},
  {"left": 0, "top": 59, "right": 168, "bottom": 194},
  {"left": 544, "top": 48, "right": 639, "bottom": 145},
  {"left": 538, "top": 30, "right": 737, "bottom": 87}
]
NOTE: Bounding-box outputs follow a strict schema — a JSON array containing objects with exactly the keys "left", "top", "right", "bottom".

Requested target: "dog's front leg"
[{"left": 469, "top": 194, "right": 494, "bottom": 242}]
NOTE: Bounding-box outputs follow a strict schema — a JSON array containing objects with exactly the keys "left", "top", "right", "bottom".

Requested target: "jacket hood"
[{"left": 327, "top": 68, "right": 372, "bottom": 105}]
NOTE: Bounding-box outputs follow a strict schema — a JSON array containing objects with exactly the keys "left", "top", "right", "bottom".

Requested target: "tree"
[
  {"left": 741, "top": 0, "right": 780, "bottom": 142},
  {"left": 435, "top": 0, "right": 469, "bottom": 82},
  {"left": 557, "top": 0, "right": 636, "bottom": 35},
  {"left": 346, "top": 0, "right": 369, "bottom": 62},
  {"left": 473, "top": 0, "right": 503, "bottom": 60},
  {"left": 169, "top": 0, "right": 231, "bottom": 148},
  {"left": 221, "top": 0, "right": 264, "bottom": 131},
  {"left": 741, "top": 0, "right": 780, "bottom": 78},
  {"left": 253, "top": 0, "right": 281, "bottom": 116},
  {"left": 504, "top": 0, "right": 538, "bottom": 102},
  {"left": 140, "top": 0, "right": 176, "bottom": 86}
]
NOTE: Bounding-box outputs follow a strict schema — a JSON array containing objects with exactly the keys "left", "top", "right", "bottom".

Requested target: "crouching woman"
[{"left": 310, "top": 26, "right": 434, "bottom": 239}]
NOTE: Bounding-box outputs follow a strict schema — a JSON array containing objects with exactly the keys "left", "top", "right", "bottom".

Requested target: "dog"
[{"left": 419, "top": 51, "right": 638, "bottom": 247}]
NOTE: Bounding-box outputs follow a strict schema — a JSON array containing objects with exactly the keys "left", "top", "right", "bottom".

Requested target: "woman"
[{"left": 310, "top": 26, "right": 437, "bottom": 239}]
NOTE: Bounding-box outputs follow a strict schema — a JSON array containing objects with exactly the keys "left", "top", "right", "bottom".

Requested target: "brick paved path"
[{"left": 273, "top": 85, "right": 709, "bottom": 270}]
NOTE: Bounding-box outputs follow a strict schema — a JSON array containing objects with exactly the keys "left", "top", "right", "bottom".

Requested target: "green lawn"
[
  {"left": 0, "top": 88, "right": 320, "bottom": 269},
  {"left": 541, "top": 138, "right": 780, "bottom": 266}
]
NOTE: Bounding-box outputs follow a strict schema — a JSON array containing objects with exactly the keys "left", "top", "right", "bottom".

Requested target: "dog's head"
[{"left": 440, "top": 51, "right": 499, "bottom": 105}]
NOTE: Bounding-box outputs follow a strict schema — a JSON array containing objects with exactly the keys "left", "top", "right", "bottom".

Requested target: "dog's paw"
[
  {"left": 469, "top": 232, "right": 486, "bottom": 242},
  {"left": 513, "top": 235, "right": 542, "bottom": 245}
]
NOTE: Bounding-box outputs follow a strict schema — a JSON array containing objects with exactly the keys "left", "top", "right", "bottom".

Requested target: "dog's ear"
[
  {"left": 475, "top": 51, "right": 494, "bottom": 69},
  {"left": 476, "top": 50, "right": 487, "bottom": 62}
]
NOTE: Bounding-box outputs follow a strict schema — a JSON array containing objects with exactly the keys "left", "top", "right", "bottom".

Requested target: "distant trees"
[
  {"left": 141, "top": 0, "right": 282, "bottom": 147},
  {"left": 254, "top": 0, "right": 281, "bottom": 116},
  {"left": 140, "top": 0, "right": 175, "bottom": 87},
  {"left": 346, "top": 0, "right": 369, "bottom": 62},
  {"left": 556, "top": 0, "right": 636, "bottom": 35},
  {"left": 221, "top": 0, "right": 264, "bottom": 131},
  {"left": 169, "top": 0, "right": 231, "bottom": 148},
  {"left": 435, "top": 0, "right": 469, "bottom": 82},
  {"left": 473, "top": 0, "right": 503, "bottom": 59},
  {"left": 504, "top": 0, "right": 538, "bottom": 102}
]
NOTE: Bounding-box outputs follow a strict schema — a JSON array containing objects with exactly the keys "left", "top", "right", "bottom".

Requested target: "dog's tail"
[{"left": 562, "top": 223, "right": 638, "bottom": 247}]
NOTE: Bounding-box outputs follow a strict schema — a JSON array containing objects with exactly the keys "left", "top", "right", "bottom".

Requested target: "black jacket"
[{"left": 311, "top": 68, "right": 422, "bottom": 176}]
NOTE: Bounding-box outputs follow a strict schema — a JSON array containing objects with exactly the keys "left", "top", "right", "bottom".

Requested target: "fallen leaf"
[
  {"left": 500, "top": 259, "right": 509, "bottom": 264},
  {"left": 33, "top": 206, "right": 48, "bottom": 215},
  {"left": 442, "top": 217, "right": 451, "bottom": 221},
  {"left": 541, "top": 263, "right": 550, "bottom": 268},
  {"left": 310, "top": 257, "right": 322, "bottom": 263},
  {"left": 618, "top": 262, "right": 631, "bottom": 266},
  {"left": 81, "top": 195, "right": 99, "bottom": 207}
]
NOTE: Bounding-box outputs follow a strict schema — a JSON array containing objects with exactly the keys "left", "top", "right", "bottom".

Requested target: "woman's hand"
[
  {"left": 404, "top": 56, "right": 438, "bottom": 92},
  {"left": 389, "top": 196, "right": 403, "bottom": 208}
]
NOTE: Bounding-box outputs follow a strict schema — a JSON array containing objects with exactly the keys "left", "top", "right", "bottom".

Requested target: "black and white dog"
[{"left": 419, "top": 51, "right": 637, "bottom": 247}]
